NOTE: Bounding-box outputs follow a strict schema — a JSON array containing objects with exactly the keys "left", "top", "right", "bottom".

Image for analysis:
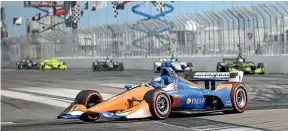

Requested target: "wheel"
[
  {"left": 257, "top": 63, "right": 265, "bottom": 75},
  {"left": 36, "top": 64, "right": 40, "bottom": 70},
  {"left": 17, "top": 64, "right": 23, "bottom": 70},
  {"left": 187, "top": 62, "right": 193, "bottom": 67},
  {"left": 92, "top": 62, "right": 96, "bottom": 71},
  {"left": 144, "top": 89, "right": 171, "bottom": 120},
  {"left": 154, "top": 64, "right": 161, "bottom": 73},
  {"left": 76, "top": 90, "right": 103, "bottom": 122},
  {"left": 225, "top": 84, "right": 248, "bottom": 114},
  {"left": 41, "top": 65, "right": 45, "bottom": 70},
  {"left": 225, "top": 63, "right": 233, "bottom": 72},
  {"left": 118, "top": 63, "right": 124, "bottom": 71},
  {"left": 216, "top": 62, "right": 225, "bottom": 72}
]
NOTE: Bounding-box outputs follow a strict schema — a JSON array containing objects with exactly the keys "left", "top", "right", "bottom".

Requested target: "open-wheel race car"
[
  {"left": 216, "top": 53, "right": 265, "bottom": 74},
  {"left": 57, "top": 61, "right": 247, "bottom": 122},
  {"left": 92, "top": 57, "right": 124, "bottom": 71},
  {"left": 154, "top": 55, "right": 193, "bottom": 73},
  {"left": 16, "top": 59, "right": 40, "bottom": 70},
  {"left": 40, "top": 58, "right": 67, "bottom": 70}
]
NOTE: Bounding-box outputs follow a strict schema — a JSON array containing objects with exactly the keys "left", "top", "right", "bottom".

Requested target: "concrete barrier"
[{"left": 58, "top": 56, "right": 288, "bottom": 74}]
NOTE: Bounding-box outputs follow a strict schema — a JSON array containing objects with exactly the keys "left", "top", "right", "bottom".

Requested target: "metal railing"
[{"left": 2, "top": 2, "right": 288, "bottom": 62}]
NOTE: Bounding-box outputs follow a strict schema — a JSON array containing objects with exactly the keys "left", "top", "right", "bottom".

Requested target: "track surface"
[{"left": 2, "top": 69, "right": 288, "bottom": 131}]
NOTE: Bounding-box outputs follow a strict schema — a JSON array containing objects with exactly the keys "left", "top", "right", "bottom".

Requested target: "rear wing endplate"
[{"left": 186, "top": 71, "right": 244, "bottom": 82}]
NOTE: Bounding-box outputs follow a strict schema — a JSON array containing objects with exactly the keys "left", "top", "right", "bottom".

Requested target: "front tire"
[
  {"left": 144, "top": 89, "right": 171, "bottom": 120},
  {"left": 75, "top": 90, "right": 103, "bottom": 122}
]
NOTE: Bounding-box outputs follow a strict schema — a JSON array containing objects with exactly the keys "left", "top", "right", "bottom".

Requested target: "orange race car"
[{"left": 57, "top": 61, "right": 247, "bottom": 122}]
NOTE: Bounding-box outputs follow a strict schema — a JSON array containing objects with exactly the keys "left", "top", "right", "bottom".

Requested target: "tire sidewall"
[
  {"left": 145, "top": 89, "right": 171, "bottom": 119},
  {"left": 76, "top": 90, "right": 103, "bottom": 121},
  {"left": 231, "top": 84, "right": 248, "bottom": 113}
]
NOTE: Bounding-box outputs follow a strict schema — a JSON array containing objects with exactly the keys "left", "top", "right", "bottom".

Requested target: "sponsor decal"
[
  {"left": 188, "top": 98, "right": 206, "bottom": 104},
  {"left": 194, "top": 72, "right": 230, "bottom": 78},
  {"left": 186, "top": 98, "right": 191, "bottom": 104},
  {"left": 225, "top": 101, "right": 232, "bottom": 106}
]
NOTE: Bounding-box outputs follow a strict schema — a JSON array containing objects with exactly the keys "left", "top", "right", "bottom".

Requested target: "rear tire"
[
  {"left": 187, "top": 62, "right": 193, "bottom": 67},
  {"left": 225, "top": 63, "right": 233, "bottom": 72},
  {"left": 144, "top": 89, "right": 171, "bottom": 120},
  {"left": 92, "top": 62, "right": 96, "bottom": 71},
  {"left": 224, "top": 83, "right": 248, "bottom": 114},
  {"left": 75, "top": 90, "right": 103, "bottom": 122},
  {"left": 154, "top": 64, "right": 162, "bottom": 73},
  {"left": 17, "top": 64, "right": 23, "bottom": 70},
  {"left": 118, "top": 63, "right": 124, "bottom": 71},
  {"left": 257, "top": 63, "right": 265, "bottom": 75}
]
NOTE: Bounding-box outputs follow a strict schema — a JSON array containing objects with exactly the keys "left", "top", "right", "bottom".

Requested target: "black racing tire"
[
  {"left": 187, "top": 62, "right": 193, "bottom": 67},
  {"left": 118, "top": 63, "right": 124, "bottom": 71},
  {"left": 41, "top": 65, "right": 45, "bottom": 70},
  {"left": 154, "top": 63, "right": 161, "bottom": 73},
  {"left": 92, "top": 62, "right": 96, "bottom": 71},
  {"left": 224, "top": 83, "right": 248, "bottom": 114},
  {"left": 76, "top": 90, "right": 103, "bottom": 122},
  {"left": 216, "top": 62, "right": 222, "bottom": 72},
  {"left": 144, "top": 89, "right": 171, "bottom": 120},
  {"left": 225, "top": 63, "right": 233, "bottom": 72},
  {"left": 35, "top": 63, "right": 40, "bottom": 70},
  {"left": 257, "top": 63, "right": 264, "bottom": 68},
  {"left": 257, "top": 63, "right": 265, "bottom": 75},
  {"left": 17, "top": 64, "right": 23, "bottom": 70}
]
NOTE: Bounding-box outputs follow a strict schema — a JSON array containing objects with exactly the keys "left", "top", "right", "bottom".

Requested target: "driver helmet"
[
  {"left": 238, "top": 58, "right": 244, "bottom": 63},
  {"left": 149, "top": 76, "right": 165, "bottom": 89}
]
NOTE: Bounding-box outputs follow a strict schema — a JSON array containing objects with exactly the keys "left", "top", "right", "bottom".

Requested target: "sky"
[{"left": 1, "top": 1, "right": 269, "bottom": 38}]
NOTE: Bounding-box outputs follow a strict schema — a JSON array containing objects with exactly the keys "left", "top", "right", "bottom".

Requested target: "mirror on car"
[{"left": 124, "top": 84, "right": 132, "bottom": 90}]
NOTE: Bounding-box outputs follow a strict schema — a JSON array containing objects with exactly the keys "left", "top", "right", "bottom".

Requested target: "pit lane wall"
[{"left": 56, "top": 56, "right": 288, "bottom": 74}]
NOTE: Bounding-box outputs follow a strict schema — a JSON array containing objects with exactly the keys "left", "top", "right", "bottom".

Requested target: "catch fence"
[{"left": 2, "top": 2, "right": 288, "bottom": 62}]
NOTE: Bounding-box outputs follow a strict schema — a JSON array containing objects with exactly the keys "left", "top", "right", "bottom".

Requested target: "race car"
[
  {"left": 154, "top": 55, "right": 193, "bottom": 73},
  {"left": 92, "top": 57, "right": 124, "bottom": 71},
  {"left": 40, "top": 58, "right": 67, "bottom": 70},
  {"left": 57, "top": 61, "right": 247, "bottom": 122},
  {"left": 16, "top": 59, "right": 40, "bottom": 70},
  {"left": 216, "top": 54, "right": 265, "bottom": 74}
]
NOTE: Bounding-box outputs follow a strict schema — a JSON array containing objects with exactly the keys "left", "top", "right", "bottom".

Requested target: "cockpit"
[{"left": 149, "top": 61, "right": 177, "bottom": 88}]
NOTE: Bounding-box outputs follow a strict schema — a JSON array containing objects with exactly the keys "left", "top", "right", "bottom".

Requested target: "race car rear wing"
[{"left": 185, "top": 71, "right": 244, "bottom": 82}]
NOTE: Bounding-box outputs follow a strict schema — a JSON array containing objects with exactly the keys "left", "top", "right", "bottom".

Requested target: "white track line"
[
  {"left": 2, "top": 87, "right": 116, "bottom": 108},
  {"left": 1, "top": 122, "right": 16, "bottom": 125},
  {"left": 154, "top": 121, "right": 263, "bottom": 131},
  {"left": 1, "top": 90, "right": 70, "bottom": 108},
  {"left": 11, "top": 87, "right": 115, "bottom": 100}
]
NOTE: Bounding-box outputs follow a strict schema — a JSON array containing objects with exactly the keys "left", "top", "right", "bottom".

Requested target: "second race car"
[
  {"left": 16, "top": 59, "right": 40, "bottom": 70},
  {"left": 216, "top": 53, "right": 265, "bottom": 74},
  {"left": 40, "top": 58, "right": 67, "bottom": 70},
  {"left": 154, "top": 55, "right": 193, "bottom": 73},
  {"left": 92, "top": 57, "right": 124, "bottom": 71},
  {"left": 57, "top": 61, "right": 247, "bottom": 122}
]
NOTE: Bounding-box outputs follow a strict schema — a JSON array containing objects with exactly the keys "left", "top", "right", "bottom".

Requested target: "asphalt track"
[{"left": 1, "top": 69, "right": 288, "bottom": 131}]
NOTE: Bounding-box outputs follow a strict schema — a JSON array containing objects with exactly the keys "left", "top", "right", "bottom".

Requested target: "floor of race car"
[{"left": 2, "top": 69, "right": 288, "bottom": 131}]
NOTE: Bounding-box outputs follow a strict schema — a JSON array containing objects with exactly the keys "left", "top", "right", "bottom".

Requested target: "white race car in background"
[{"left": 153, "top": 58, "right": 193, "bottom": 73}]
